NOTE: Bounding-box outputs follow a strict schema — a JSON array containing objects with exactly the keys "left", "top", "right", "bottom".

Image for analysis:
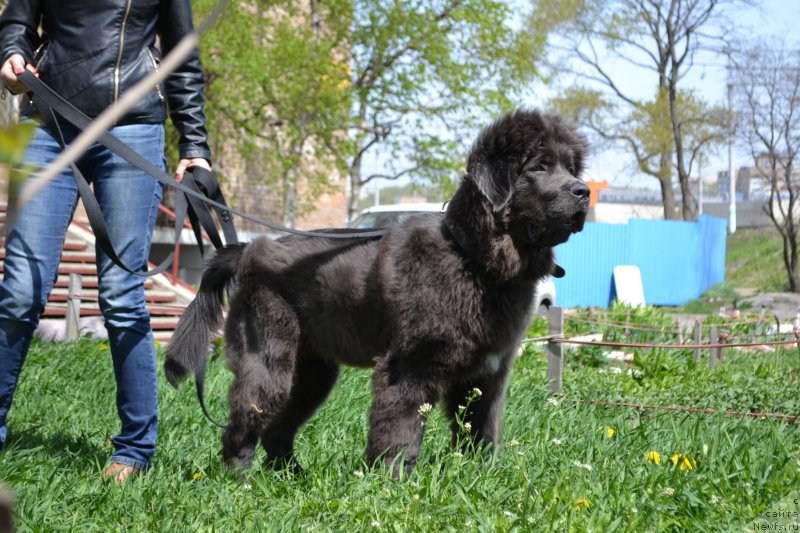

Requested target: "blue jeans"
[{"left": 0, "top": 122, "right": 164, "bottom": 470}]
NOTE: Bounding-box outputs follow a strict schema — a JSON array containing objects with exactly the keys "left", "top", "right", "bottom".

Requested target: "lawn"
[{"left": 0, "top": 311, "right": 798, "bottom": 531}]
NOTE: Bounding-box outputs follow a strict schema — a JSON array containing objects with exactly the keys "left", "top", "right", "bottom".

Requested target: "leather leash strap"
[{"left": 18, "top": 70, "right": 385, "bottom": 247}]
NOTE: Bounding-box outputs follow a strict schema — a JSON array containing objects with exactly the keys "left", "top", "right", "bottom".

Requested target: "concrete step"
[
  {"left": 0, "top": 262, "right": 97, "bottom": 276},
  {"left": 0, "top": 249, "right": 96, "bottom": 263},
  {"left": 52, "top": 275, "right": 155, "bottom": 289},
  {"left": 48, "top": 287, "right": 177, "bottom": 303},
  {"left": 43, "top": 303, "right": 186, "bottom": 318}
]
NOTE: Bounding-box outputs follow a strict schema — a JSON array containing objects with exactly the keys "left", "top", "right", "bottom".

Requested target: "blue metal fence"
[{"left": 553, "top": 214, "right": 727, "bottom": 308}]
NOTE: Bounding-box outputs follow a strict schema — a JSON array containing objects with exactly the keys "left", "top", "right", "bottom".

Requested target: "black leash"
[
  {"left": 18, "top": 71, "right": 385, "bottom": 241},
  {"left": 18, "top": 71, "right": 386, "bottom": 429}
]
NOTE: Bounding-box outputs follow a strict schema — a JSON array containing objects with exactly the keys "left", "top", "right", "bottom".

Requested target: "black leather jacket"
[{"left": 0, "top": 0, "right": 211, "bottom": 161}]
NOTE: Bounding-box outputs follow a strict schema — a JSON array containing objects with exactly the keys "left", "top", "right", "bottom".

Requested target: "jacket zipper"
[
  {"left": 146, "top": 48, "right": 165, "bottom": 101},
  {"left": 114, "top": 0, "right": 133, "bottom": 103},
  {"left": 33, "top": 42, "right": 49, "bottom": 69}
]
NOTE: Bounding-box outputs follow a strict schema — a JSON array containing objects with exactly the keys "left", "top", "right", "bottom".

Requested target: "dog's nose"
[{"left": 570, "top": 181, "right": 590, "bottom": 200}]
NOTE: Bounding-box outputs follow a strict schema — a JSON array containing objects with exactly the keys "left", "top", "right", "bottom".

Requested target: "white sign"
[{"left": 613, "top": 265, "right": 646, "bottom": 307}]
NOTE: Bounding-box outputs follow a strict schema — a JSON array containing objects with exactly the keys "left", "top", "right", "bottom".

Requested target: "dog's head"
[{"left": 466, "top": 109, "right": 590, "bottom": 248}]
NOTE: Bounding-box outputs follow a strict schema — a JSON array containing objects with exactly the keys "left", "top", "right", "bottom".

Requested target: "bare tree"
[
  {"left": 535, "top": 0, "right": 730, "bottom": 220},
  {"left": 733, "top": 43, "right": 800, "bottom": 291}
]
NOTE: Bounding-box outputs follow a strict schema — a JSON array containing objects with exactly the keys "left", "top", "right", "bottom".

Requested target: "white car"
[{"left": 351, "top": 204, "right": 556, "bottom": 315}]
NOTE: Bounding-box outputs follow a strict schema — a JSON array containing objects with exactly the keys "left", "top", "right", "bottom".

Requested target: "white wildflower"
[
  {"left": 371, "top": 520, "right": 381, "bottom": 528},
  {"left": 508, "top": 439, "right": 520, "bottom": 447},
  {"left": 710, "top": 494, "right": 721, "bottom": 505},
  {"left": 503, "top": 510, "right": 515, "bottom": 517},
  {"left": 458, "top": 404, "right": 466, "bottom": 412},
  {"left": 632, "top": 507, "right": 638, "bottom": 514},
  {"left": 453, "top": 451, "right": 463, "bottom": 458},
  {"left": 464, "top": 422, "right": 472, "bottom": 431},
  {"left": 353, "top": 470, "right": 364, "bottom": 479},
  {"left": 663, "top": 487, "right": 675, "bottom": 496},
  {"left": 472, "top": 387, "right": 482, "bottom": 397},
  {"left": 242, "top": 483, "right": 252, "bottom": 491},
  {"left": 551, "top": 438, "right": 563, "bottom": 446},
  {"left": 546, "top": 397, "right": 558, "bottom": 406},
  {"left": 418, "top": 403, "right": 433, "bottom": 415},
  {"left": 413, "top": 494, "right": 420, "bottom": 501},
  {"left": 571, "top": 460, "right": 593, "bottom": 471},
  {"left": 703, "top": 443, "right": 709, "bottom": 456}
]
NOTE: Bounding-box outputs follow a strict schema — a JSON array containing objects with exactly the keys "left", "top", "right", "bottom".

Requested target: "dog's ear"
[{"left": 467, "top": 154, "right": 513, "bottom": 211}]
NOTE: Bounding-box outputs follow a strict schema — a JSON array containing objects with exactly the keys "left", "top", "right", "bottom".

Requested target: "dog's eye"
[{"left": 530, "top": 162, "right": 547, "bottom": 173}]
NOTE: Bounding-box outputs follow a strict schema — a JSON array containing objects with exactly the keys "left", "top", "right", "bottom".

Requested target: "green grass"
[
  {"left": 726, "top": 228, "right": 787, "bottom": 292},
  {"left": 1, "top": 334, "right": 799, "bottom": 531}
]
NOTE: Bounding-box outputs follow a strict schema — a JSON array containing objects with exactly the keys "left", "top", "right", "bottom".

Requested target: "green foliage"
[
  {"left": 727, "top": 228, "right": 792, "bottom": 293},
  {"left": 0, "top": 122, "right": 35, "bottom": 166},
  {"left": 2, "top": 336, "right": 798, "bottom": 530},
  {"left": 187, "top": 0, "right": 354, "bottom": 221},
  {"left": 535, "top": 0, "right": 727, "bottom": 220},
  {"left": 346, "top": 0, "right": 544, "bottom": 217},
  {"left": 182, "top": 0, "right": 546, "bottom": 223}
]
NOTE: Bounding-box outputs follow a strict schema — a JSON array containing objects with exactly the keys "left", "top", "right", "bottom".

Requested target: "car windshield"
[{"left": 350, "top": 211, "right": 420, "bottom": 229}]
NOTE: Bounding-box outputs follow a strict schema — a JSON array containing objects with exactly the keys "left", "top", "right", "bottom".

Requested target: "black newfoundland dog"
[{"left": 165, "top": 109, "right": 589, "bottom": 477}]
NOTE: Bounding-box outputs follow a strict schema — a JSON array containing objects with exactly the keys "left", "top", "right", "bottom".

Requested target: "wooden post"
[
  {"left": 693, "top": 319, "right": 702, "bottom": 362},
  {"left": 66, "top": 273, "right": 81, "bottom": 340},
  {"left": 546, "top": 306, "right": 563, "bottom": 395},
  {"left": 755, "top": 305, "right": 766, "bottom": 337},
  {"left": 709, "top": 324, "right": 718, "bottom": 369},
  {"left": 624, "top": 309, "right": 631, "bottom": 338},
  {"left": 676, "top": 317, "right": 683, "bottom": 344}
]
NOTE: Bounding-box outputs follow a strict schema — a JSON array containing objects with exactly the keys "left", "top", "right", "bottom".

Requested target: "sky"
[
  {"left": 526, "top": 0, "right": 800, "bottom": 191},
  {"left": 365, "top": 0, "right": 800, "bottom": 199}
]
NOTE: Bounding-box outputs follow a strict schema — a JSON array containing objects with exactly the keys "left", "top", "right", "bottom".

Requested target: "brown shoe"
[{"left": 102, "top": 463, "right": 140, "bottom": 485}]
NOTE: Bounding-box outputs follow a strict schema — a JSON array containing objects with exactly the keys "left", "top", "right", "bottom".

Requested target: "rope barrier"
[
  {"left": 550, "top": 336, "right": 800, "bottom": 350},
  {"left": 565, "top": 315, "right": 766, "bottom": 330}
]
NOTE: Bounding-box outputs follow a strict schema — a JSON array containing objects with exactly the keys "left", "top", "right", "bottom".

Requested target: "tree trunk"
[
  {"left": 348, "top": 152, "right": 362, "bottom": 224},
  {"left": 658, "top": 153, "right": 678, "bottom": 220},
  {"left": 782, "top": 234, "right": 799, "bottom": 292}
]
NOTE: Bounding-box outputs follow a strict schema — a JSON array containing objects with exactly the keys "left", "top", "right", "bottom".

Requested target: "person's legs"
[
  {"left": 0, "top": 126, "right": 79, "bottom": 448},
  {"left": 90, "top": 124, "right": 164, "bottom": 471}
]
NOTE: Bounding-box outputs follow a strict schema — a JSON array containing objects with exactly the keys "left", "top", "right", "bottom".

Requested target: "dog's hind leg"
[
  {"left": 366, "top": 355, "right": 442, "bottom": 478},
  {"left": 261, "top": 355, "right": 339, "bottom": 473},
  {"left": 221, "top": 285, "right": 300, "bottom": 472}
]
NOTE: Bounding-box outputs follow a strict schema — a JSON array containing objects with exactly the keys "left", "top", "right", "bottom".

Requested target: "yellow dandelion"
[
  {"left": 100, "top": 342, "right": 109, "bottom": 351},
  {"left": 574, "top": 498, "right": 590, "bottom": 511},
  {"left": 154, "top": 339, "right": 161, "bottom": 349},
  {"left": 671, "top": 453, "right": 696, "bottom": 471},
  {"left": 606, "top": 427, "right": 616, "bottom": 439},
  {"left": 645, "top": 450, "right": 661, "bottom": 465},
  {"left": 192, "top": 472, "right": 203, "bottom": 480}
]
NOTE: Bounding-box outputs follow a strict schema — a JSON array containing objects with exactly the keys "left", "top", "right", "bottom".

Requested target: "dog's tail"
[{"left": 164, "top": 243, "right": 247, "bottom": 389}]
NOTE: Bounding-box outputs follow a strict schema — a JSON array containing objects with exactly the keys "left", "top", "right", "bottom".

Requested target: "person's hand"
[
  {"left": 0, "top": 54, "right": 37, "bottom": 94},
  {"left": 174, "top": 157, "right": 211, "bottom": 182}
]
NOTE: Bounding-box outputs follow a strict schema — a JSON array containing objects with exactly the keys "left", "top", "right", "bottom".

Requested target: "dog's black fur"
[{"left": 164, "top": 109, "right": 589, "bottom": 476}]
